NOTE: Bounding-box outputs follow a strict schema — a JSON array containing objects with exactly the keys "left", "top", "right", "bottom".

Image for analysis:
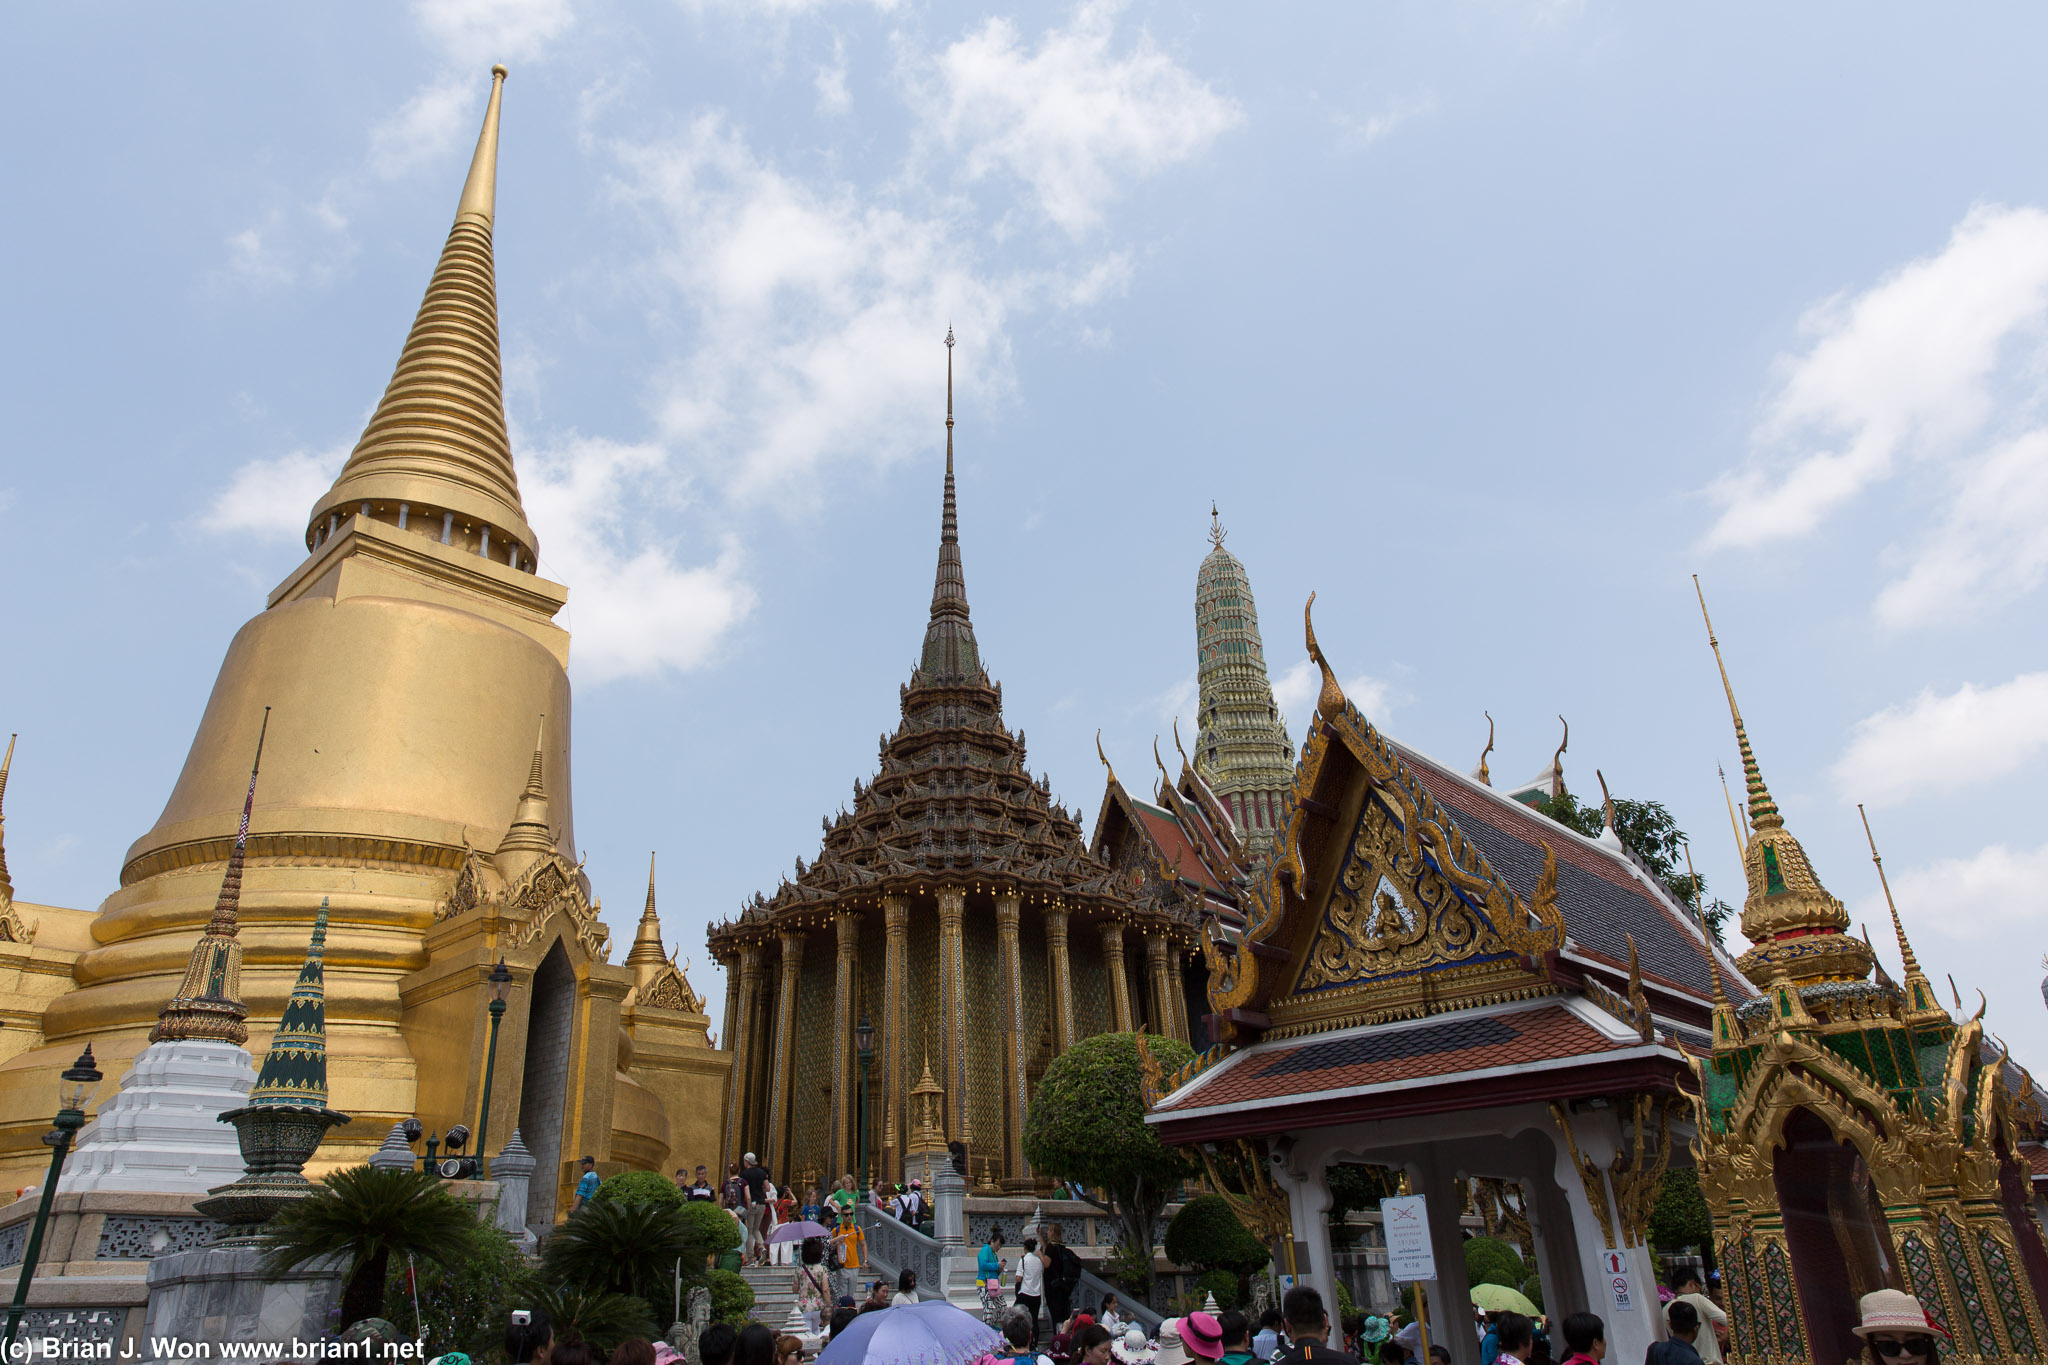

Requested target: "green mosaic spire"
[
  {"left": 250, "top": 898, "right": 330, "bottom": 1108},
  {"left": 1193, "top": 506, "right": 1295, "bottom": 855}
]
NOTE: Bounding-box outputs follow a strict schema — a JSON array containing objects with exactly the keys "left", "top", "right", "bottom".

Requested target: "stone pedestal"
[
  {"left": 60, "top": 1039, "right": 256, "bottom": 1196},
  {"left": 491, "top": 1130, "right": 538, "bottom": 1252},
  {"left": 138, "top": 1244, "right": 343, "bottom": 1362},
  {"left": 934, "top": 1167, "right": 966, "bottom": 1249}
]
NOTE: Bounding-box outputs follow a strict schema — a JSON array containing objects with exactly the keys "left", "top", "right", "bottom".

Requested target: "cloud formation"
[
  {"left": 1272, "top": 658, "right": 1399, "bottom": 737},
  {"left": 1706, "top": 204, "right": 2048, "bottom": 627},
  {"left": 199, "top": 446, "right": 344, "bottom": 540},
  {"left": 1852, "top": 841, "right": 2048, "bottom": 941},
  {"left": 917, "top": 0, "right": 1243, "bottom": 236},
  {"left": 1833, "top": 671, "right": 2048, "bottom": 807}
]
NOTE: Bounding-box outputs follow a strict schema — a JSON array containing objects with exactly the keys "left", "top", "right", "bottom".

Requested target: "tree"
[
  {"left": 1648, "top": 1168, "right": 1712, "bottom": 1252},
  {"left": 542, "top": 1196, "right": 696, "bottom": 1307},
  {"left": 1164, "top": 1195, "right": 1270, "bottom": 1277},
  {"left": 1023, "top": 1030, "right": 1197, "bottom": 1292},
  {"left": 258, "top": 1165, "right": 479, "bottom": 1330},
  {"left": 532, "top": 1283, "right": 658, "bottom": 1353},
  {"left": 1533, "top": 788, "right": 1731, "bottom": 943},
  {"left": 382, "top": 1211, "right": 536, "bottom": 1358},
  {"left": 1326, "top": 1164, "right": 1398, "bottom": 1246},
  {"left": 1463, "top": 1236, "right": 1525, "bottom": 1290},
  {"left": 594, "top": 1169, "right": 687, "bottom": 1212}
]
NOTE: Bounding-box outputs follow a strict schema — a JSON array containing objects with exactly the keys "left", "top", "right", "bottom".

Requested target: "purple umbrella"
[
  {"left": 814, "top": 1299, "right": 1002, "bottom": 1365},
  {"left": 769, "top": 1219, "right": 833, "bottom": 1243}
]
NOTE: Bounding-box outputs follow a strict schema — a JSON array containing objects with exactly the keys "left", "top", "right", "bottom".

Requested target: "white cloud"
[
  {"left": 413, "top": 0, "right": 574, "bottom": 65},
  {"left": 815, "top": 37, "right": 852, "bottom": 116},
  {"left": 369, "top": 77, "right": 474, "bottom": 181},
  {"left": 1852, "top": 842, "right": 2048, "bottom": 941},
  {"left": 1152, "top": 673, "right": 1198, "bottom": 726},
  {"left": 199, "top": 446, "right": 344, "bottom": 539},
  {"left": 916, "top": 0, "right": 1242, "bottom": 236},
  {"left": 1332, "top": 92, "right": 1436, "bottom": 153},
  {"left": 1873, "top": 427, "right": 2048, "bottom": 628},
  {"left": 1272, "top": 658, "right": 1398, "bottom": 735},
  {"left": 1833, "top": 672, "right": 2048, "bottom": 807},
  {"left": 523, "top": 435, "right": 755, "bottom": 681}
]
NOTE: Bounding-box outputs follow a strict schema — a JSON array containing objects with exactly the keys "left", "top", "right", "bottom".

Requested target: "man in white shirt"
[
  {"left": 1015, "top": 1235, "right": 1048, "bottom": 1345},
  {"left": 1670, "top": 1271, "right": 1728, "bottom": 1364}
]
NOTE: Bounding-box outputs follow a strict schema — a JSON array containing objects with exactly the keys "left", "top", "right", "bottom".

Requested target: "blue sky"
[{"left": 6, "top": 2, "right": 2048, "bottom": 1060}]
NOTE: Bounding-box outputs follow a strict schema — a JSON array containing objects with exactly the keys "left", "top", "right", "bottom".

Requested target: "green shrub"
[
  {"left": 1196, "top": 1269, "right": 1240, "bottom": 1310},
  {"left": 532, "top": 1283, "right": 657, "bottom": 1352},
  {"left": 382, "top": 1214, "right": 535, "bottom": 1357},
  {"left": 1463, "top": 1236, "right": 1525, "bottom": 1290},
  {"left": 1334, "top": 1278, "right": 1356, "bottom": 1318},
  {"left": 543, "top": 1198, "right": 693, "bottom": 1305},
  {"left": 677, "top": 1199, "right": 743, "bottom": 1263},
  {"left": 595, "top": 1169, "right": 687, "bottom": 1212},
  {"left": 1164, "top": 1195, "right": 1270, "bottom": 1276},
  {"left": 705, "top": 1267, "right": 754, "bottom": 1325}
]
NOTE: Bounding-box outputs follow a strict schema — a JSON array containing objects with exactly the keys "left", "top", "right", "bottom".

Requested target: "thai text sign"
[{"left": 1381, "top": 1194, "right": 1437, "bottom": 1282}]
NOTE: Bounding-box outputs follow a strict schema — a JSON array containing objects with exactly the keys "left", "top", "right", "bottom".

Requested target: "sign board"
[
  {"left": 1380, "top": 1194, "right": 1438, "bottom": 1282},
  {"left": 1601, "top": 1249, "right": 1633, "bottom": 1312}
]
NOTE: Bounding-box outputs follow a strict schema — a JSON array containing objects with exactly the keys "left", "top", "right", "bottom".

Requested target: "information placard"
[
  {"left": 1601, "top": 1249, "right": 1633, "bottom": 1312},
  {"left": 1380, "top": 1194, "right": 1438, "bottom": 1282}
]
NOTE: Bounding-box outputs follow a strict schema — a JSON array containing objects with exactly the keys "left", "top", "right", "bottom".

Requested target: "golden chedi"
[{"left": 0, "top": 69, "right": 727, "bottom": 1215}]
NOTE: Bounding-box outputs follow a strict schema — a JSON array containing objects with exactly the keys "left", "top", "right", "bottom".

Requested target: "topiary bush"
[
  {"left": 1164, "top": 1194, "right": 1271, "bottom": 1277},
  {"left": 1196, "top": 1269, "right": 1240, "bottom": 1310},
  {"left": 1463, "top": 1236, "right": 1526, "bottom": 1290},
  {"left": 595, "top": 1169, "right": 687, "bottom": 1212},
  {"left": 705, "top": 1267, "right": 754, "bottom": 1325},
  {"left": 677, "top": 1199, "right": 742, "bottom": 1264}
]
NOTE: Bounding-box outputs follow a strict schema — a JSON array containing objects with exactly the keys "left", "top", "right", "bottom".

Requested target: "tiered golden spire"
[
  {"left": 1860, "top": 806, "right": 1950, "bottom": 1028},
  {"left": 627, "top": 852, "right": 667, "bottom": 969},
  {"left": 154, "top": 710, "right": 270, "bottom": 1046},
  {"left": 494, "top": 719, "right": 555, "bottom": 882},
  {"left": 306, "top": 65, "right": 538, "bottom": 564},
  {"left": 1693, "top": 577, "right": 1870, "bottom": 989}
]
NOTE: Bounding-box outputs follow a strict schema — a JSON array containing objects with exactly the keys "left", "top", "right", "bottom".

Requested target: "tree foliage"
[
  {"left": 1463, "top": 1236, "right": 1526, "bottom": 1290},
  {"left": 704, "top": 1267, "right": 756, "bottom": 1326},
  {"left": 382, "top": 1210, "right": 535, "bottom": 1358},
  {"left": 1164, "top": 1195, "right": 1270, "bottom": 1277},
  {"left": 594, "top": 1169, "right": 687, "bottom": 1212},
  {"left": 532, "top": 1282, "right": 658, "bottom": 1352},
  {"left": 1326, "top": 1164, "right": 1398, "bottom": 1246},
  {"left": 1196, "top": 1269, "right": 1241, "bottom": 1311},
  {"left": 258, "top": 1165, "right": 479, "bottom": 1329},
  {"left": 1648, "top": 1168, "right": 1713, "bottom": 1251},
  {"left": 1023, "top": 1030, "right": 1197, "bottom": 1290},
  {"left": 543, "top": 1196, "right": 696, "bottom": 1306},
  {"left": 1533, "top": 787, "right": 1730, "bottom": 942}
]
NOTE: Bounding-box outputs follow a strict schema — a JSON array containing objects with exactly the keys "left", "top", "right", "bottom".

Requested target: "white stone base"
[{"left": 60, "top": 1038, "right": 256, "bottom": 1195}]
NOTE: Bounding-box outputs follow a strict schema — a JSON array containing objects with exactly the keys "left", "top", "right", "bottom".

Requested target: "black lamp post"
[
  {"left": 3, "top": 1045, "right": 101, "bottom": 1350},
  {"left": 475, "top": 957, "right": 513, "bottom": 1174},
  {"left": 854, "top": 1012, "right": 876, "bottom": 1189}
]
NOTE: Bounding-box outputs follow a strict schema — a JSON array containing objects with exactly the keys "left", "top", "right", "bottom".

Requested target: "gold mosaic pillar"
[
  {"left": 832, "top": 910, "right": 859, "bottom": 1180},
  {"left": 766, "top": 930, "right": 804, "bottom": 1175},
  {"left": 883, "top": 894, "right": 910, "bottom": 1179},
  {"left": 1045, "top": 902, "right": 1076, "bottom": 1052},
  {"left": 1166, "top": 945, "right": 1190, "bottom": 1042},
  {"left": 997, "top": 893, "right": 1028, "bottom": 1188},
  {"left": 939, "top": 887, "right": 968, "bottom": 1143},
  {"left": 1102, "top": 921, "right": 1132, "bottom": 1032},
  {"left": 723, "top": 942, "right": 763, "bottom": 1172},
  {"left": 1145, "top": 933, "right": 1172, "bottom": 1037}
]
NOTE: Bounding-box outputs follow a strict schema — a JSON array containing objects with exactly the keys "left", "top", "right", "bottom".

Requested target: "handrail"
[
  {"left": 1074, "top": 1266, "right": 1163, "bottom": 1333},
  {"left": 856, "top": 1205, "right": 946, "bottom": 1300}
]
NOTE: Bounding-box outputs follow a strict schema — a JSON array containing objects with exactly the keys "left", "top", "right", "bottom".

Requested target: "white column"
[
  {"left": 1410, "top": 1153, "right": 1480, "bottom": 1365},
  {"left": 1273, "top": 1155, "right": 1337, "bottom": 1311},
  {"left": 1547, "top": 1110, "right": 1662, "bottom": 1361}
]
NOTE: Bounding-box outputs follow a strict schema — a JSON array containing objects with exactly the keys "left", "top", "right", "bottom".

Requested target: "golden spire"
[
  {"left": 494, "top": 718, "right": 555, "bottom": 882},
  {"left": 1693, "top": 577, "right": 1868, "bottom": 990},
  {"left": 1596, "top": 769, "right": 1616, "bottom": 835},
  {"left": 154, "top": 708, "right": 269, "bottom": 1046},
  {"left": 0, "top": 732, "right": 15, "bottom": 902},
  {"left": 1704, "top": 947, "right": 1743, "bottom": 1053},
  {"left": 1209, "top": 502, "right": 1227, "bottom": 550},
  {"left": 627, "top": 851, "right": 668, "bottom": 970},
  {"left": 307, "top": 65, "right": 538, "bottom": 564},
  {"left": 1473, "top": 712, "right": 1493, "bottom": 787},
  {"left": 1718, "top": 763, "right": 1747, "bottom": 858},
  {"left": 1859, "top": 805, "right": 1949, "bottom": 1027}
]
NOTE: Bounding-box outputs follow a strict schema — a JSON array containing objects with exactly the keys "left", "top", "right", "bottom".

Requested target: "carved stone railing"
[
  {"left": 1073, "top": 1267, "right": 1162, "bottom": 1333},
  {"left": 857, "top": 1206, "right": 945, "bottom": 1298}
]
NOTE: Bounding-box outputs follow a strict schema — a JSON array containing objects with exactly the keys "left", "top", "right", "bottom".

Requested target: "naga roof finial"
[
  {"left": 1474, "top": 711, "right": 1494, "bottom": 787},
  {"left": 1303, "top": 592, "right": 1347, "bottom": 721}
]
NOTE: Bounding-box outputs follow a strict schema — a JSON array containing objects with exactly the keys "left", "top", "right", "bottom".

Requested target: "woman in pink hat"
[
  {"left": 1181, "top": 1312, "right": 1226, "bottom": 1363},
  {"left": 1851, "top": 1289, "right": 1946, "bottom": 1364}
]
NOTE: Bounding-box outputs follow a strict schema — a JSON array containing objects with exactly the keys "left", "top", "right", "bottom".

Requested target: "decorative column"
[
  {"left": 1145, "top": 933, "right": 1172, "bottom": 1037},
  {"left": 766, "top": 930, "right": 804, "bottom": 1176},
  {"left": 723, "top": 943, "right": 763, "bottom": 1172},
  {"left": 996, "top": 893, "right": 1029, "bottom": 1189},
  {"left": 832, "top": 911, "right": 859, "bottom": 1180},
  {"left": 1101, "top": 921, "right": 1133, "bottom": 1032},
  {"left": 1045, "top": 903, "right": 1076, "bottom": 1052},
  {"left": 882, "top": 895, "right": 910, "bottom": 1179},
  {"left": 1166, "top": 945, "right": 1190, "bottom": 1043},
  {"left": 939, "top": 887, "right": 968, "bottom": 1143}
]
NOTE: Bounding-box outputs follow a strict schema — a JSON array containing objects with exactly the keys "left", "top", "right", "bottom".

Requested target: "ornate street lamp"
[
  {"left": 475, "top": 957, "right": 514, "bottom": 1174},
  {"left": 2, "top": 1045, "right": 101, "bottom": 1350},
  {"left": 854, "top": 1012, "right": 876, "bottom": 1189}
]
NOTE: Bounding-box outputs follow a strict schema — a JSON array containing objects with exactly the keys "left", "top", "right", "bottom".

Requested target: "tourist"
[
  {"left": 1055, "top": 1312, "right": 1101, "bottom": 1365},
  {"left": 724, "top": 1162, "right": 745, "bottom": 1210},
  {"left": 1647, "top": 1301, "right": 1703, "bottom": 1365},
  {"left": 979, "top": 1227, "right": 1010, "bottom": 1321},
  {"left": 902, "top": 1177, "right": 926, "bottom": 1224},
  {"left": 1015, "top": 1235, "right": 1047, "bottom": 1342},
  {"left": 741, "top": 1151, "right": 772, "bottom": 1265},
  {"left": 830, "top": 1210, "right": 865, "bottom": 1302},
  {"left": 1183, "top": 1310, "right": 1225, "bottom": 1362},
  {"left": 1153, "top": 1318, "right": 1189, "bottom": 1365},
  {"left": 1555, "top": 1312, "right": 1604, "bottom": 1365},
  {"left": 1850, "top": 1289, "right": 1946, "bottom": 1365},
  {"left": 1490, "top": 1313, "right": 1532, "bottom": 1365},
  {"left": 829, "top": 1173, "right": 858, "bottom": 1218},
  {"left": 898, "top": 1267, "right": 921, "bottom": 1304},
  {"left": 774, "top": 1336, "right": 802, "bottom": 1365},
  {"left": 506, "top": 1308, "right": 553, "bottom": 1365},
  {"left": 1114, "top": 1326, "right": 1158, "bottom": 1365},
  {"left": 1276, "top": 1286, "right": 1358, "bottom": 1365},
  {"left": 828, "top": 1307, "right": 860, "bottom": 1343},
  {"left": 1480, "top": 1313, "right": 1500, "bottom": 1365},
  {"left": 802, "top": 1184, "right": 822, "bottom": 1224},
  {"left": 793, "top": 1236, "right": 830, "bottom": 1330},
  {"left": 862, "top": 1280, "right": 895, "bottom": 1313},
  {"left": 1043, "top": 1223, "right": 1084, "bottom": 1330},
  {"left": 573, "top": 1155, "right": 600, "bottom": 1213},
  {"left": 1076, "top": 1324, "right": 1117, "bottom": 1365},
  {"left": 548, "top": 1345, "right": 599, "bottom": 1365},
  {"left": 700, "top": 1324, "right": 737, "bottom": 1365},
  {"left": 1253, "top": 1309, "right": 1286, "bottom": 1360},
  {"left": 1099, "top": 1294, "right": 1127, "bottom": 1336},
  {"left": 1217, "top": 1311, "right": 1258, "bottom": 1365},
  {"left": 773, "top": 1181, "right": 798, "bottom": 1265},
  {"left": 1429, "top": 1350, "right": 1451, "bottom": 1365},
  {"left": 687, "top": 1165, "right": 717, "bottom": 1201},
  {"left": 733, "top": 1322, "right": 778, "bottom": 1365},
  {"left": 610, "top": 1343, "right": 656, "bottom": 1365},
  {"left": 1000, "top": 1310, "right": 1053, "bottom": 1365},
  {"left": 1667, "top": 1272, "right": 1725, "bottom": 1364}
]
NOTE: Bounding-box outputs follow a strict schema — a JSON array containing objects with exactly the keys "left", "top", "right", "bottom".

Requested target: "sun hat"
[
  {"left": 1851, "top": 1289, "right": 1949, "bottom": 1341},
  {"left": 1112, "top": 1326, "right": 1156, "bottom": 1365},
  {"left": 1181, "top": 1311, "right": 1223, "bottom": 1360},
  {"left": 1360, "top": 1317, "right": 1390, "bottom": 1345},
  {"left": 1154, "top": 1317, "right": 1190, "bottom": 1365}
]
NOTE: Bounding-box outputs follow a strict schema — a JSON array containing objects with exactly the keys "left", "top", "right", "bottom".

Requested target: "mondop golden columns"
[{"left": 0, "top": 69, "right": 728, "bottom": 1218}]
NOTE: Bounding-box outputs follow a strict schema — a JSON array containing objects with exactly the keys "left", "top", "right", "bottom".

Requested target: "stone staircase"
[{"left": 740, "top": 1263, "right": 801, "bottom": 1328}]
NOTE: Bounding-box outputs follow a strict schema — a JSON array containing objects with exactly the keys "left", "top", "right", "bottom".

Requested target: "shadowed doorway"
[{"left": 518, "top": 938, "right": 577, "bottom": 1230}]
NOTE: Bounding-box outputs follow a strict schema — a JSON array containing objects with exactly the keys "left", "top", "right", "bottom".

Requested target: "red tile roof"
[{"left": 1131, "top": 801, "right": 1230, "bottom": 897}]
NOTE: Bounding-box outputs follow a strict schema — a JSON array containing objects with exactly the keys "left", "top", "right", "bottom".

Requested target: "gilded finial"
[
  {"left": 1474, "top": 712, "right": 1494, "bottom": 787},
  {"left": 1303, "top": 592, "right": 1347, "bottom": 720},
  {"left": 1549, "top": 716, "right": 1568, "bottom": 800},
  {"left": 1209, "top": 502, "right": 1227, "bottom": 550},
  {"left": 1596, "top": 768, "right": 1615, "bottom": 833},
  {"left": 1694, "top": 576, "right": 1780, "bottom": 830},
  {"left": 0, "top": 732, "right": 15, "bottom": 898},
  {"left": 455, "top": 65, "right": 508, "bottom": 228},
  {"left": 1172, "top": 717, "right": 1192, "bottom": 771},
  {"left": 1152, "top": 734, "right": 1173, "bottom": 789},
  {"left": 525, "top": 717, "right": 546, "bottom": 795},
  {"left": 1858, "top": 805, "right": 1948, "bottom": 1025},
  {"left": 1095, "top": 730, "right": 1117, "bottom": 788},
  {"left": 1718, "top": 763, "right": 1747, "bottom": 858},
  {"left": 644, "top": 851, "right": 658, "bottom": 920}
]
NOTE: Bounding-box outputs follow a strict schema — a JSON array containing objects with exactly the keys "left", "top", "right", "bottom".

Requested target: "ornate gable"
[{"left": 434, "top": 841, "right": 611, "bottom": 964}]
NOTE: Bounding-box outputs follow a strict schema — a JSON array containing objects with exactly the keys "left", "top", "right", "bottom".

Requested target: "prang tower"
[{"left": 1192, "top": 508, "right": 1294, "bottom": 856}]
